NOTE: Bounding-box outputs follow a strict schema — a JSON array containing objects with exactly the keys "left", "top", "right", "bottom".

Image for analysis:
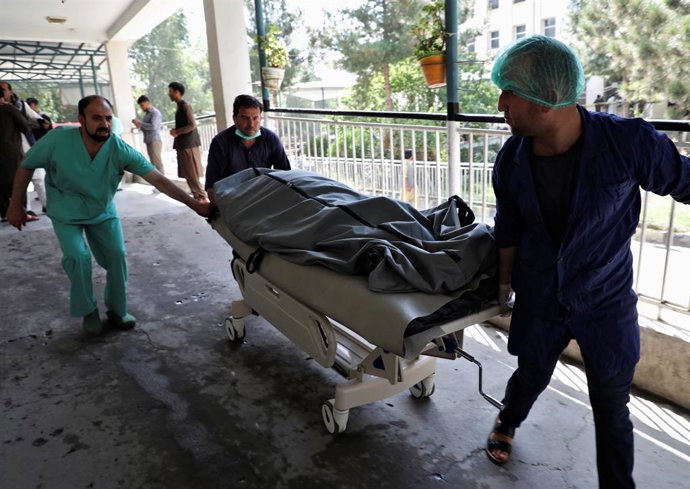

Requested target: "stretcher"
[{"left": 211, "top": 217, "right": 503, "bottom": 434}]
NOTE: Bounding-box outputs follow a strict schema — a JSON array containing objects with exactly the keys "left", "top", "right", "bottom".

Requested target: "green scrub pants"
[{"left": 52, "top": 217, "right": 128, "bottom": 318}]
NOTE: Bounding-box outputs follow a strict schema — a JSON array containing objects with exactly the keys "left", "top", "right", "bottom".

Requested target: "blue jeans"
[{"left": 499, "top": 353, "right": 636, "bottom": 489}]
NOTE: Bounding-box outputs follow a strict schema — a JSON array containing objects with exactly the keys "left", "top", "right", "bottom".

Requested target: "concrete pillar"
[
  {"left": 204, "top": 0, "right": 253, "bottom": 132},
  {"left": 105, "top": 40, "right": 136, "bottom": 145}
]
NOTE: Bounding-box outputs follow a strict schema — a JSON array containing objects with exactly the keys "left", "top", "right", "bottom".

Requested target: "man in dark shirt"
[
  {"left": 205, "top": 94, "right": 290, "bottom": 206},
  {"left": 168, "top": 81, "right": 206, "bottom": 201},
  {"left": 487, "top": 35, "right": 690, "bottom": 488}
]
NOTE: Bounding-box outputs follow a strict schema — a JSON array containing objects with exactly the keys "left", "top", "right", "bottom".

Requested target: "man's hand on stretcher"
[{"left": 191, "top": 200, "right": 212, "bottom": 217}]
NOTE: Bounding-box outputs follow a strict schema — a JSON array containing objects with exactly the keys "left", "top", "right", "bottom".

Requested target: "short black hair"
[
  {"left": 26, "top": 97, "right": 39, "bottom": 105},
  {"left": 137, "top": 95, "right": 150, "bottom": 104},
  {"left": 233, "top": 94, "right": 263, "bottom": 116},
  {"left": 78, "top": 95, "right": 113, "bottom": 117},
  {"left": 168, "top": 81, "right": 185, "bottom": 95}
]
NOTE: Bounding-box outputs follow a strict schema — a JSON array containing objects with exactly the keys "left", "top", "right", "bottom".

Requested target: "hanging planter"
[
  {"left": 261, "top": 67, "right": 285, "bottom": 91},
  {"left": 419, "top": 54, "right": 446, "bottom": 89},
  {"left": 259, "top": 24, "right": 288, "bottom": 92},
  {"left": 412, "top": 0, "right": 447, "bottom": 89}
]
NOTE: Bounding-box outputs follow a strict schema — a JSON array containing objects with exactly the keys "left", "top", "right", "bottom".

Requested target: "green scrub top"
[{"left": 22, "top": 127, "right": 155, "bottom": 224}]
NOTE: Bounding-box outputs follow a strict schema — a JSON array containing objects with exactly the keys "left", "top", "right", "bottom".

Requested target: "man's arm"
[
  {"left": 6, "top": 167, "right": 35, "bottom": 230},
  {"left": 204, "top": 136, "right": 226, "bottom": 208},
  {"left": 140, "top": 169, "right": 211, "bottom": 217},
  {"left": 497, "top": 246, "right": 516, "bottom": 313},
  {"left": 269, "top": 131, "right": 291, "bottom": 170},
  {"left": 498, "top": 247, "right": 516, "bottom": 285}
]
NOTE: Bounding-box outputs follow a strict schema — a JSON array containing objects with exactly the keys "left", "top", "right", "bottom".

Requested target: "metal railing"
[
  {"left": 266, "top": 111, "right": 689, "bottom": 335},
  {"left": 130, "top": 111, "right": 690, "bottom": 335}
]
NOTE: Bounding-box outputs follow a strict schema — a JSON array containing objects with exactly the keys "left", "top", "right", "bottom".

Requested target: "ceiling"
[{"left": 0, "top": 0, "right": 185, "bottom": 84}]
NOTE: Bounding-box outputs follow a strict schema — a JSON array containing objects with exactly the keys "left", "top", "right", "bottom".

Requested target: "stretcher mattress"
[{"left": 212, "top": 218, "right": 499, "bottom": 359}]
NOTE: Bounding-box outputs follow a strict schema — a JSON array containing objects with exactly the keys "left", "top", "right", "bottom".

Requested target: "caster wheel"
[
  {"left": 321, "top": 399, "right": 348, "bottom": 434},
  {"left": 224, "top": 316, "right": 246, "bottom": 343},
  {"left": 409, "top": 374, "right": 436, "bottom": 399}
]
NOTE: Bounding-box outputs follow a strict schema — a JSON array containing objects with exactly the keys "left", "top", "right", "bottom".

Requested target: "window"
[
  {"left": 489, "top": 0, "right": 499, "bottom": 9},
  {"left": 490, "top": 31, "right": 500, "bottom": 49},
  {"left": 467, "top": 39, "right": 476, "bottom": 53},
  {"left": 514, "top": 24, "right": 526, "bottom": 40},
  {"left": 543, "top": 17, "right": 556, "bottom": 37}
]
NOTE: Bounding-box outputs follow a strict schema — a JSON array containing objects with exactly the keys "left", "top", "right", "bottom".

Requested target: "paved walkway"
[{"left": 1, "top": 184, "right": 689, "bottom": 489}]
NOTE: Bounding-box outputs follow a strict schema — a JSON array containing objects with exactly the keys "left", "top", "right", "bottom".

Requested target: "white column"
[
  {"left": 105, "top": 40, "right": 136, "bottom": 145},
  {"left": 204, "top": 0, "right": 253, "bottom": 132}
]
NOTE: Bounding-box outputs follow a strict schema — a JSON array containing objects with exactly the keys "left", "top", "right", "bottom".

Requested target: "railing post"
[
  {"left": 254, "top": 0, "right": 270, "bottom": 109},
  {"left": 445, "top": 0, "right": 460, "bottom": 197}
]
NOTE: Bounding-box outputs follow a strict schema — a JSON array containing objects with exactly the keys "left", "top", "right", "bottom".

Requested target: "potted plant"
[
  {"left": 259, "top": 24, "right": 289, "bottom": 91},
  {"left": 413, "top": 0, "right": 447, "bottom": 88}
]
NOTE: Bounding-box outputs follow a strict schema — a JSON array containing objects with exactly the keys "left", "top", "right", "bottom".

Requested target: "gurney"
[{"left": 211, "top": 216, "right": 503, "bottom": 434}]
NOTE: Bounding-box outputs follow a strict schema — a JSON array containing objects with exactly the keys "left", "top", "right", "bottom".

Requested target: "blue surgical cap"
[{"left": 491, "top": 35, "right": 585, "bottom": 109}]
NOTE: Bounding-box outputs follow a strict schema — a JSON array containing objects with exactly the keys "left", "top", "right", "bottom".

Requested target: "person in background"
[
  {"left": 6, "top": 95, "right": 211, "bottom": 336},
  {"left": 205, "top": 94, "right": 290, "bottom": 207},
  {"left": 0, "top": 86, "right": 36, "bottom": 223},
  {"left": 487, "top": 35, "right": 690, "bottom": 489},
  {"left": 132, "top": 95, "right": 164, "bottom": 174},
  {"left": 26, "top": 97, "right": 53, "bottom": 141},
  {"left": 0, "top": 81, "right": 41, "bottom": 145},
  {"left": 168, "top": 81, "right": 206, "bottom": 201},
  {"left": 25, "top": 97, "right": 51, "bottom": 213}
]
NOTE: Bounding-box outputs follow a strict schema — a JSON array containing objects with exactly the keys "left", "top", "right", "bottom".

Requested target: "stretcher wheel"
[
  {"left": 409, "top": 374, "right": 436, "bottom": 399},
  {"left": 224, "top": 316, "right": 246, "bottom": 343},
  {"left": 321, "top": 399, "right": 348, "bottom": 434}
]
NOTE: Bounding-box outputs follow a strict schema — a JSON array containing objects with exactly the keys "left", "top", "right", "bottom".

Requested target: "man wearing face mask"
[{"left": 204, "top": 94, "right": 290, "bottom": 207}]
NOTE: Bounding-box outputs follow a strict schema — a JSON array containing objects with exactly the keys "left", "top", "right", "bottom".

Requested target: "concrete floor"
[{"left": 1, "top": 184, "right": 689, "bottom": 489}]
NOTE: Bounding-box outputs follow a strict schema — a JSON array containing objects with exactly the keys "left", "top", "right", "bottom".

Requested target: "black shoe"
[{"left": 27, "top": 210, "right": 37, "bottom": 217}]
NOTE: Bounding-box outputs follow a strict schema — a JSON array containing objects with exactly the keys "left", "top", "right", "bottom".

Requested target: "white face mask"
[{"left": 235, "top": 128, "right": 262, "bottom": 140}]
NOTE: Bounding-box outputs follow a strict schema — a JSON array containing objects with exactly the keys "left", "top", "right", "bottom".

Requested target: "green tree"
[
  {"left": 314, "top": 0, "right": 419, "bottom": 110},
  {"left": 128, "top": 11, "right": 213, "bottom": 121},
  {"left": 571, "top": 0, "right": 690, "bottom": 118},
  {"left": 13, "top": 85, "right": 76, "bottom": 123}
]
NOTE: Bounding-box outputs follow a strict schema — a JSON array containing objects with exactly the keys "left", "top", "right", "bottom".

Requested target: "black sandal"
[{"left": 486, "top": 417, "right": 515, "bottom": 465}]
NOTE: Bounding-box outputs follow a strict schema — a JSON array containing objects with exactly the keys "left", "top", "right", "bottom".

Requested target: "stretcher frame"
[{"left": 212, "top": 218, "right": 502, "bottom": 433}]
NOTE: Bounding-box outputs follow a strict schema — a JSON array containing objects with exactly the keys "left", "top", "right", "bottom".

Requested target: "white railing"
[{"left": 131, "top": 113, "right": 690, "bottom": 335}]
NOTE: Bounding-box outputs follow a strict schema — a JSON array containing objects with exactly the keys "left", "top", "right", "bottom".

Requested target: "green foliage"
[
  {"left": 312, "top": 0, "right": 419, "bottom": 110},
  {"left": 570, "top": 0, "right": 690, "bottom": 117},
  {"left": 246, "top": 0, "right": 311, "bottom": 95},
  {"left": 342, "top": 55, "right": 498, "bottom": 115},
  {"left": 259, "top": 24, "right": 289, "bottom": 68},
  {"left": 13, "top": 86, "right": 75, "bottom": 123},
  {"left": 412, "top": 0, "right": 447, "bottom": 59},
  {"left": 128, "top": 11, "right": 213, "bottom": 121}
]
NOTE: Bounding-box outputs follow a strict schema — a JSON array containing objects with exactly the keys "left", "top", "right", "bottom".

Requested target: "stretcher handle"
[{"left": 455, "top": 347, "right": 504, "bottom": 410}]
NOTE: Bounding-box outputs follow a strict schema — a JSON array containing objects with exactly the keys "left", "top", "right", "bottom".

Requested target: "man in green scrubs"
[{"left": 6, "top": 95, "right": 211, "bottom": 335}]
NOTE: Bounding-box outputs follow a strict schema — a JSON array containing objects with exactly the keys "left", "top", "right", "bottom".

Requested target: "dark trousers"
[
  {"left": 0, "top": 183, "right": 10, "bottom": 218},
  {"left": 0, "top": 184, "right": 26, "bottom": 219},
  {"left": 499, "top": 354, "right": 636, "bottom": 489}
]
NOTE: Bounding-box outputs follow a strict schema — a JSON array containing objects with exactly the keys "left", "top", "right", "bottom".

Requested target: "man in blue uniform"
[
  {"left": 7, "top": 95, "right": 211, "bottom": 336},
  {"left": 486, "top": 35, "right": 690, "bottom": 489},
  {"left": 205, "top": 94, "right": 290, "bottom": 207}
]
